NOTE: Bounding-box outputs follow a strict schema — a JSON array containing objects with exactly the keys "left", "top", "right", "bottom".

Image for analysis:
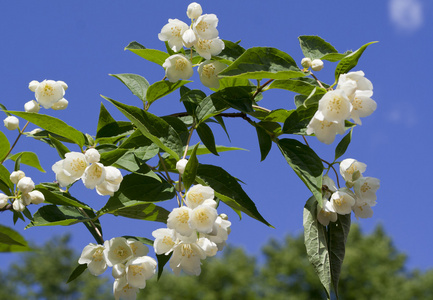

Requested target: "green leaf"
[
  {"left": 8, "top": 151, "right": 45, "bottom": 172},
  {"left": 111, "top": 203, "right": 170, "bottom": 223},
  {"left": 321, "top": 51, "right": 352, "bottom": 62},
  {"left": 269, "top": 77, "right": 326, "bottom": 96},
  {"left": 146, "top": 80, "right": 192, "bottom": 105},
  {"left": 48, "top": 134, "right": 70, "bottom": 158},
  {"left": 334, "top": 129, "right": 353, "bottom": 160},
  {"left": 98, "top": 173, "right": 176, "bottom": 215},
  {"left": 0, "top": 130, "right": 10, "bottom": 161},
  {"left": 196, "top": 123, "right": 218, "bottom": 156},
  {"left": 67, "top": 264, "right": 88, "bottom": 283},
  {"left": 299, "top": 35, "right": 338, "bottom": 60},
  {"left": 303, "top": 197, "right": 331, "bottom": 298},
  {"left": 215, "top": 40, "right": 246, "bottom": 64},
  {"left": 329, "top": 214, "right": 351, "bottom": 298},
  {"left": 36, "top": 184, "right": 92, "bottom": 209},
  {"left": 0, "top": 164, "right": 13, "bottom": 194},
  {"left": 0, "top": 225, "right": 32, "bottom": 252},
  {"left": 180, "top": 89, "right": 207, "bottom": 118},
  {"left": 26, "top": 205, "right": 93, "bottom": 228},
  {"left": 282, "top": 104, "right": 317, "bottom": 135},
  {"left": 277, "top": 139, "right": 323, "bottom": 204},
  {"left": 99, "top": 148, "right": 129, "bottom": 166},
  {"left": 196, "top": 164, "right": 271, "bottom": 227},
  {"left": 183, "top": 143, "right": 200, "bottom": 191},
  {"left": 157, "top": 252, "right": 172, "bottom": 280},
  {"left": 124, "top": 41, "right": 169, "bottom": 66},
  {"left": 219, "top": 47, "right": 306, "bottom": 80},
  {"left": 104, "top": 96, "right": 183, "bottom": 161},
  {"left": 255, "top": 125, "right": 272, "bottom": 161},
  {"left": 8, "top": 111, "right": 86, "bottom": 147},
  {"left": 334, "top": 41, "right": 378, "bottom": 81},
  {"left": 110, "top": 73, "right": 150, "bottom": 104}
]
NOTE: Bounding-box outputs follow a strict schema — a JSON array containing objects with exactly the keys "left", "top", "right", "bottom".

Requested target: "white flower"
[
  {"left": 12, "top": 198, "right": 26, "bottom": 212},
  {"left": 85, "top": 148, "right": 100, "bottom": 164},
  {"left": 339, "top": 158, "right": 367, "bottom": 182},
  {"left": 187, "top": 2, "right": 202, "bottom": 19},
  {"left": 51, "top": 98, "right": 68, "bottom": 110},
  {"left": 34, "top": 80, "right": 65, "bottom": 109},
  {"left": 306, "top": 111, "right": 346, "bottom": 145},
  {"left": 96, "top": 166, "right": 123, "bottom": 196},
  {"left": 167, "top": 206, "right": 194, "bottom": 236},
  {"left": 198, "top": 60, "right": 226, "bottom": 89},
  {"left": 350, "top": 90, "right": 377, "bottom": 125},
  {"left": 24, "top": 100, "right": 40, "bottom": 113},
  {"left": 195, "top": 37, "right": 225, "bottom": 60},
  {"left": 197, "top": 237, "right": 218, "bottom": 257},
  {"left": 352, "top": 201, "right": 374, "bottom": 219},
  {"left": 103, "top": 237, "right": 133, "bottom": 267},
  {"left": 205, "top": 216, "right": 231, "bottom": 251},
  {"left": 176, "top": 158, "right": 188, "bottom": 175},
  {"left": 82, "top": 162, "right": 106, "bottom": 189},
  {"left": 112, "top": 263, "right": 126, "bottom": 279},
  {"left": 57, "top": 80, "right": 68, "bottom": 91},
  {"left": 301, "top": 57, "right": 312, "bottom": 68},
  {"left": 125, "top": 256, "right": 157, "bottom": 289},
  {"left": 28, "top": 80, "right": 39, "bottom": 92},
  {"left": 193, "top": 14, "right": 219, "bottom": 40},
  {"left": 26, "top": 190, "right": 45, "bottom": 205},
  {"left": 311, "top": 59, "right": 324, "bottom": 71},
  {"left": 330, "top": 189, "right": 355, "bottom": 215},
  {"left": 158, "top": 19, "right": 189, "bottom": 52},
  {"left": 169, "top": 242, "right": 206, "bottom": 276},
  {"left": 4, "top": 116, "right": 19, "bottom": 130},
  {"left": 185, "top": 184, "right": 214, "bottom": 208},
  {"left": 127, "top": 239, "right": 149, "bottom": 257},
  {"left": 322, "top": 175, "right": 337, "bottom": 199},
  {"left": 353, "top": 176, "right": 380, "bottom": 207},
  {"left": 182, "top": 28, "right": 198, "bottom": 48},
  {"left": 0, "top": 193, "right": 9, "bottom": 209},
  {"left": 17, "top": 176, "right": 34, "bottom": 194},
  {"left": 162, "top": 54, "right": 194, "bottom": 83},
  {"left": 78, "top": 243, "right": 107, "bottom": 276},
  {"left": 10, "top": 170, "right": 25, "bottom": 185},
  {"left": 152, "top": 228, "right": 177, "bottom": 255},
  {"left": 52, "top": 152, "right": 88, "bottom": 187},
  {"left": 113, "top": 276, "right": 139, "bottom": 300},
  {"left": 318, "top": 90, "right": 352, "bottom": 123},
  {"left": 317, "top": 200, "right": 338, "bottom": 226},
  {"left": 338, "top": 71, "right": 373, "bottom": 95},
  {"left": 188, "top": 204, "right": 218, "bottom": 233}
]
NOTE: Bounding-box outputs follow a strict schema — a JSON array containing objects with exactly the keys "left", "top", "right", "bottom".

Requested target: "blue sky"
[{"left": 0, "top": 0, "right": 432, "bottom": 275}]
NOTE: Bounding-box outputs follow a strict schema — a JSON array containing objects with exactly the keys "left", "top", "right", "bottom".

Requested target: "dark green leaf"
[
  {"left": 196, "top": 164, "right": 271, "bottom": 227},
  {"left": 48, "top": 134, "right": 70, "bottom": 158},
  {"left": 303, "top": 197, "right": 331, "bottom": 298},
  {"left": 147, "top": 80, "right": 192, "bottom": 105},
  {"left": 8, "top": 151, "right": 45, "bottom": 172},
  {"left": 196, "top": 123, "right": 218, "bottom": 156},
  {"left": 215, "top": 40, "right": 246, "bottom": 64},
  {"left": 180, "top": 89, "right": 207, "bottom": 118},
  {"left": 124, "top": 41, "right": 169, "bottom": 66},
  {"left": 157, "top": 252, "right": 172, "bottom": 280},
  {"left": 26, "top": 205, "right": 92, "bottom": 228},
  {"left": 334, "top": 129, "right": 353, "bottom": 160},
  {"left": 36, "top": 184, "right": 92, "bottom": 209},
  {"left": 282, "top": 105, "right": 317, "bottom": 135},
  {"left": 110, "top": 73, "right": 150, "bottom": 104},
  {"left": 183, "top": 143, "right": 200, "bottom": 191},
  {"left": 277, "top": 139, "right": 323, "bottom": 204},
  {"left": 299, "top": 35, "right": 338, "bottom": 60},
  {"left": 8, "top": 111, "right": 86, "bottom": 147},
  {"left": 111, "top": 203, "right": 170, "bottom": 223},
  {"left": 255, "top": 125, "right": 272, "bottom": 161},
  {"left": 334, "top": 41, "right": 378, "bottom": 81},
  {"left": 0, "top": 225, "right": 32, "bottom": 252},
  {"left": 67, "top": 264, "right": 88, "bottom": 283},
  {"left": 269, "top": 77, "right": 327, "bottom": 96},
  {"left": 0, "top": 164, "right": 13, "bottom": 193},
  {"left": 104, "top": 96, "right": 183, "bottom": 160},
  {"left": 99, "top": 148, "right": 129, "bottom": 166},
  {"left": 329, "top": 214, "right": 351, "bottom": 298},
  {"left": 219, "top": 47, "right": 306, "bottom": 80}
]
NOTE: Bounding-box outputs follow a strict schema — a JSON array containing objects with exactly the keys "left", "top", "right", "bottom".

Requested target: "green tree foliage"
[{"left": 0, "top": 235, "right": 111, "bottom": 300}]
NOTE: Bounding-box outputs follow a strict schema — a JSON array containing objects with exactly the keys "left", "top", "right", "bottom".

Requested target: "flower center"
[
  {"left": 42, "top": 84, "right": 55, "bottom": 96},
  {"left": 170, "top": 26, "right": 182, "bottom": 37},
  {"left": 195, "top": 21, "right": 209, "bottom": 33},
  {"left": 175, "top": 58, "right": 187, "bottom": 71},
  {"left": 176, "top": 210, "right": 190, "bottom": 223},
  {"left": 202, "top": 64, "right": 216, "bottom": 79}
]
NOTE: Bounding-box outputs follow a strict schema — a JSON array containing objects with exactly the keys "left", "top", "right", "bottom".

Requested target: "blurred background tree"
[{"left": 1, "top": 224, "right": 432, "bottom": 300}]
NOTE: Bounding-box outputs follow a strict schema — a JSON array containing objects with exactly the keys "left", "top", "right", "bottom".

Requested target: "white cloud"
[{"left": 389, "top": 0, "right": 424, "bottom": 32}]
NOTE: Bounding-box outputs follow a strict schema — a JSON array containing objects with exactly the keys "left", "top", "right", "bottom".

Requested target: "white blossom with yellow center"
[
  {"left": 34, "top": 80, "right": 65, "bottom": 109},
  {"left": 193, "top": 14, "right": 219, "bottom": 40},
  {"left": 158, "top": 19, "right": 189, "bottom": 52},
  {"left": 317, "top": 199, "right": 338, "bottom": 226},
  {"left": 152, "top": 228, "right": 177, "bottom": 255},
  {"left": 113, "top": 276, "right": 139, "bottom": 300},
  {"left": 330, "top": 189, "right": 355, "bottom": 215},
  {"left": 125, "top": 256, "right": 157, "bottom": 289},
  {"left": 169, "top": 242, "right": 206, "bottom": 276},
  {"left": 78, "top": 243, "right": 107, "bottom": 276},
  {"left": 339, "top": 158, "right": 367, "bottom": 182},
  {"left": 103, "top": 237, "right": 133, "bottom": 267},
  {"left": 52, "top": 152, "right": 88, "bottom": 187},
  {"left": 96, "top": 166, "right": 123, "bottom": 196},
  {"left": 167, "top": 206, "right": 194, "bottom": 236},
  {"left": 349, "top": 90, "right": 377, "bottom": 125},
  {"left": 318, "top": 90, "right": 352, "bottom": 123},
  {"left": 82, "top": 162, "right": 106, "bottom": 189},
  {"left": 306, "top": 111, "right": 346, "bottom": 145},
  {"left": 354, "top": 176, "right": 380, "bottom": 207},
  {"left": 162, "top": 54, "right": 193, "bottom": 83},
  {"left": 194, "top": 37, "right": 225, "bottom": 60},
  {"left": 185, "top": 184, "right": 215, "bottom": 208},
  {"left": 198, "top": 60, "right": 226, "bottom": 89},
  {"left": 188, "top": 204, "right": 218, "bottom": 233}
]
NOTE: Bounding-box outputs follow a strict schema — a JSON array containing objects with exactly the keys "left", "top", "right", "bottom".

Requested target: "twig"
[{"left": 1, "top": 121, "right": 30, "bottom": 164}]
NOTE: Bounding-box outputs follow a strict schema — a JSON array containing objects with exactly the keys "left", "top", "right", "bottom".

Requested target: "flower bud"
[
  {"left": 182, "top": 28, "right": 198, "bottom": 48},
  {"left": 17, "top": 177, "right": 35, "bottom": 194},
  {"left": 12, "top": 198, "right": 26, "bottom": 212},
  {"left": 28, "top": 80, "right": 39, "bottom": 92},
  {"left": 27, "top": 190, "right": 45, "bottom": 205},
  {"left": 4, "top": 116, "right": 19, "bottom": 130},
  {"left": 301, "top": 57, "right": 312, "bottom": 68},
  {"left": 24, "top": 100, "right": 40, "bottom": 113},
  {"left": 51, "top": 98, "right": 68, "bottom": 110},
  {"left": 85, "top": 148, "right": 100, "bottom": 164},
  {"left": 176, "top": 159, "right": 188, "bottom": 175},
  {"left": 0, "top": 193, "right": 9, "bottom": 209},
  {"left": 187, "top": 2, "right": 202, "bottom": 19},
  {"left": 57, "top": 80, "right": 68, "bottom": 91},
  {"left": 10, "top": 170, "right": 25, "bottom": 185},
  {"left": 311, "top": 59, "right": 324, "bottom": 71},
  {"left": 219, "top": 213, "right": 228, "bottom": 220},
  {"left": 112, "top": 263, "right": 126, "bottom": 279}
]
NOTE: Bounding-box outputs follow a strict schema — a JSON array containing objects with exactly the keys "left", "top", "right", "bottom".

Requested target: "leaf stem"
[
  {"left": 253, "top": 79, "right": 274, "bottom": 99},
  {"left": 77, "top": 207, "right": 104, "bottom": 245},
  {"left": 1, "top": 121, "right": 30, "bottom": 164},
  {"left": 310, "top": 72, "right": 326, "bottom": 90}
]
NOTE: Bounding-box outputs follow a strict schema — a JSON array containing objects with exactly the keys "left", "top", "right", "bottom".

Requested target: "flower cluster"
[
  {"left": 158, "top": 2, "right": 226, "bottom": 88},
  {"left": 52, "top": 148, "right": 123, "bottom": 195},
  {"left": 79, "top": 237, "right": 157, "bottom": 300},
  {"left": 306, "top": 71, "right": 377, "bottom": 144},
  {"left": 28, "top": 79, "right": 68, "bottom": 110},
  {"left": 0, "top": 170, "right": 45, "bottom": 212},
  {"left": 317, "top": 158, "right": 380, "bottom": 225},
  {"left": 152, "top": 184, "right": 231, "bottom": 276}
]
